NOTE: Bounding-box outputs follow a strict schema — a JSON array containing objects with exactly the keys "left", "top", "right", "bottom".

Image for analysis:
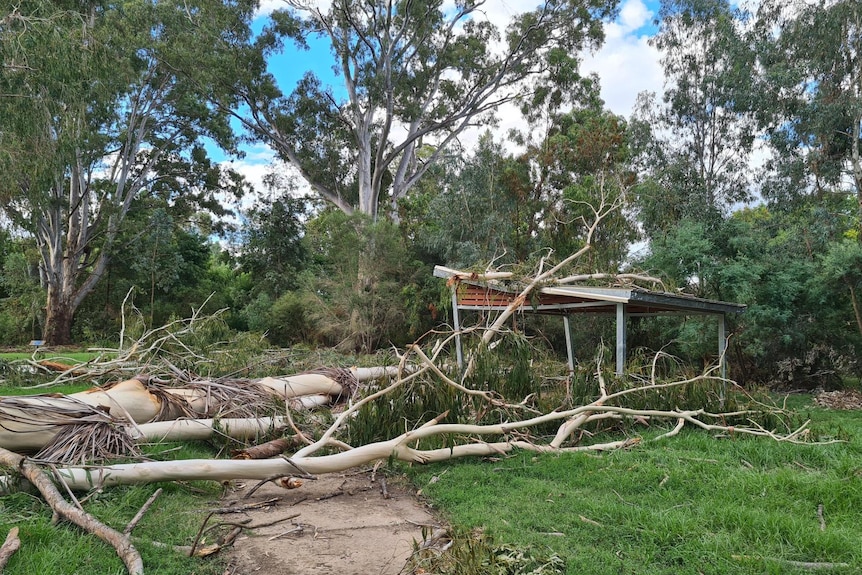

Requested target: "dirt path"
[{"left": 224, "top": 471, "right": 439, "bottom": 575}]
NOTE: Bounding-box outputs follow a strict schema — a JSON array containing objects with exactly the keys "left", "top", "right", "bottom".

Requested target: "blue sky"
[{"left": 228, "top": 0, "right": 668, "bottom": 199}]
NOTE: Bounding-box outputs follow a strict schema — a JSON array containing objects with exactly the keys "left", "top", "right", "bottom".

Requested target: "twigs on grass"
[
  {"left": 0, "top": 527, "right": 20, "bottom": 573},
  {"left": 124, "top": 488, "right": 162, "bottom": 536},
  {"left": 0, "top": 447, "right": 143, "bottom": 574}
]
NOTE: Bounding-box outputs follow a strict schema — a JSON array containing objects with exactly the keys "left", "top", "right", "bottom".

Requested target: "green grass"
[
  {"left": 408, "top": 397, "right": 862, "bottom": 575},
  {"left": 0, "top": 441, "right": 229, "bottom": 575}
]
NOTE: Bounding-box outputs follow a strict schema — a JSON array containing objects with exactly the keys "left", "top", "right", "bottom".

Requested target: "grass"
[
  {"left": 0, "top": 441, "right": 228, "bottom": 575},
  {"left": 1, "top": 338, "right": 860, "bottom": 575},
  {"left": 408, "top": 396, "right": 862, "bottom": 575},
  {"left": 0, "top": 351, "right": 104, "bottom": 363}
]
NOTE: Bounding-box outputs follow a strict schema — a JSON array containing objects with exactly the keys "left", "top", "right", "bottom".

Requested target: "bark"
[
  {"left": 0, "top": 366, "right": 402, "bottom": 453},
  {"left": 133, "top": 417, "right": 289, "bottom": 443},
  {"left": 231, "top": 437, "right": 300, "bottom": 460},
  {"left": 1, "top": 400, "right": 814, "bottom": 493},
  {"left": 43, "top": 291, "right": 75, "bottom": 346}
]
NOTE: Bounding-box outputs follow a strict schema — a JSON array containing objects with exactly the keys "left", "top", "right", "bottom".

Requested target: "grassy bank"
[{"left": 408, "top": 396, "right": 862, "bottom": 575}]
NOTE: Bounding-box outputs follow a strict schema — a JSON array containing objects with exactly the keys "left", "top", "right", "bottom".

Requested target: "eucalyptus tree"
[
  {"left": 0, "top": 0, "right": 251, "bottom": 344},
  {"left": 416, "top": 133, "right": 522, "bottom": 267},
  {"left": 531, "top": 106, "right": 638, "bottom": 271},
  {"left": 240, "top": 189, "right": 309, "bottom": 299},
  {"left": 233, "top": 0, "right": 620, "bottom": 221},
  {"left": 752, "top": 0, "right": 862, "bottom": 225},
  {"left": 632, "top": 0, "right": 756, "bottom": 236}
]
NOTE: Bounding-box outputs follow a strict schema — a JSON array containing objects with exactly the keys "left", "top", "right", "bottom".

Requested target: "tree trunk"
[
  {"left": 43, "top": 290, "right": 75, "bottom": 346},
  {"left": 0, "top": 368, "right": 400, "bottom": 453}
]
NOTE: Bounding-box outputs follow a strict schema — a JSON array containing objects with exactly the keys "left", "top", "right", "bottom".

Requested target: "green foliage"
[
  {"left": 264, "top": 291, "right": 318, "bottom": 347},
  {"left": 408, "top": 526, "right": 565, "bottom": 575},
  {"left": 413, "top": 104, "right": 638, "bottom": 274},
  {"left": 415, "top": 134, "right": 527, "bottom": 267},
  {"left": 751, "top": 0, "right": 862, "bottom": 220},
  {"left": 239, "top": 189, "right": 309, "bottom": 299},
  {"left": 298, "top": 210, "right": 437, "bottom": 351},
  {"left": 0, "top": 249, "right": 44, "bottom": 344},
  {"left": 233, "top": 0, "right": 619, "bottom": 218},
  {"left": 0, "top": 0, "right": 253, "bottom": 344},
  {"left": 637, "top": 193, "right": 862, "bottom": 387},
  {"left": 633, "top": 0, "right": 756, "bottom": 236}
]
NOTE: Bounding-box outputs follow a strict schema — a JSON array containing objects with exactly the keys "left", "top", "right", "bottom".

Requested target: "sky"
[{"left": 227, "top": 0, "right": 668, "bottom": 205}]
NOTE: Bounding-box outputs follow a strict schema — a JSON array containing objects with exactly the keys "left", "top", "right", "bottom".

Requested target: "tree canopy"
[
  {"left": 0, "top": 0, "right": 252, "bottom": 343},
  {"left": 228, "top": 0, "right": 620, "bottom": 219}
]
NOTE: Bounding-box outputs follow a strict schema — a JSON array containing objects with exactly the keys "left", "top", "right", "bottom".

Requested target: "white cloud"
[
  {"left": 582, "top": 0, "right": 663, "bottom": 117},
  {"left": 619, "top": 0, "right": 652, "bottom": 31}
]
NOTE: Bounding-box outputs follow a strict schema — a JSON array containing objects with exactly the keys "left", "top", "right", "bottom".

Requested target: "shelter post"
[
  {"left": 563, "top": 315, "right": 575, "bottom": 375},
  {"left": 616, "top": 303, "right": 627, "bottom": 375},
  {"left": 452, "top": 289, "right": 464, "bottom": 371},
  {"left": 718, "top": 314, "right": 727, "bottom": 402}
]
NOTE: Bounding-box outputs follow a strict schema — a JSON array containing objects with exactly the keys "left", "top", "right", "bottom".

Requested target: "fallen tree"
[
  {"left": 0, "top": 346, "right": 819, "bottom": 495},
  {"left": 0, "top": 198, "right": 823, "bottom": 574},
  {"left": 0, "top": 367, "right": 398, "bottom": 457}
]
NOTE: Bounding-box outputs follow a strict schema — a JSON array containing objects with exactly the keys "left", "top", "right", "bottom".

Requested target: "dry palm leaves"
[
  {"left": 0, "top": 395, "right": 137, "bottom": 464},
  {"left": 34, "top": 421, "right": 140, "bottom": 465}
]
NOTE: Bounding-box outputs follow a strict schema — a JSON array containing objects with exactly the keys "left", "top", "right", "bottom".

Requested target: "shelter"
[{"left": 434, "top": 265, "right": 746, "bottom": 376}]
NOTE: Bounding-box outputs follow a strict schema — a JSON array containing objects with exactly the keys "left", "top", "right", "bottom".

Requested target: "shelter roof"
[{"left": 433, "top": 265, "right": 746, "bottom": 316}]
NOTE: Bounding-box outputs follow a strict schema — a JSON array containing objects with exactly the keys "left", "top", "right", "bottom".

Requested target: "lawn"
[
  {"left": 0, "top": 351, "right": 104, "bottom": 363},
  {"left": 408, "top": 396, "right": 862, "bottom": 575}
]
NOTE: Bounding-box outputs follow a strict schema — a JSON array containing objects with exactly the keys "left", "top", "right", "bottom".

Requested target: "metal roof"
[{"left": 434, "top": 265, "right": 746, "bottom": 316}]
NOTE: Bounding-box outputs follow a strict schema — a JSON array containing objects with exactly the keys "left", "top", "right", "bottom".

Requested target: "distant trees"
[
  {"left": 2, "top": 0, "right": 862, "bottom": 389},
  {"left": 628, "top": 0, "right": 862, "bottom": 385},
  {"left": 0, "top": 0, "right": 250, "bottom": 344},
  {"left": 752, "top": 0, "right": 862, "bottom": 220},
  {"left": 631, "top": 0, "right": 755, "bottom": 237}
]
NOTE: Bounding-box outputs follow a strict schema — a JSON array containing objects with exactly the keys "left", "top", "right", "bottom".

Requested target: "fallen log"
[
  {"left": 0, "top": 366, "right": 402, "bottom": 454},
  {"left": 0, "top": 401, "right": 816, "bottom": 493},
  {"left": 231, "top": 437, "right": 301, "bottom": 460}
]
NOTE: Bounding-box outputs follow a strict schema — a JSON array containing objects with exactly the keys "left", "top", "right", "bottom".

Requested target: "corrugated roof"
[{"left": 434, "top": 265, "right": 746, "bottom": 316}]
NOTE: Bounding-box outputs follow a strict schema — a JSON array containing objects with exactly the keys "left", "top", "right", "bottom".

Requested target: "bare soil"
[{"left": 223, "top": 470, "right": 439, "bottom": 575}]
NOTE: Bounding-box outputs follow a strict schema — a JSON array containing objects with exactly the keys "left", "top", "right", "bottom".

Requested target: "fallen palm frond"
[
  {"left": 0, "top": 395, "right": 117, "bottom": 453},
  {"left": 0, "top": 347, "right": 821, "bottom": 492},
  {"left": 34, "top": 421, "right": 141, "bottom": 466},
  {"left": 4, "top": 402, "right": 818, "bottom": 492}
]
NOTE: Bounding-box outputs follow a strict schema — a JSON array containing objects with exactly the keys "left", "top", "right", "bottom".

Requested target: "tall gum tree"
[
  {"left": 0, "top": 0, "right": 252, "bottom": 344},
  {"left": 752, "top": 0, "right": 862, "bottom": 228},
  {"left": 631, "top": 0, "right": 756, "bottom": 237},
  {"left": 230, "top": 0, "right": 620, "bottom": 221},
  {"left": 751, "top": 0, "right": 862, "bottom": 338}
]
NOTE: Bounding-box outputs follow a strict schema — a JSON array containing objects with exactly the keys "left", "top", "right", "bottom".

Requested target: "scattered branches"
[{"left": 0, "top": 447, "right": 143, "bottom": 575}]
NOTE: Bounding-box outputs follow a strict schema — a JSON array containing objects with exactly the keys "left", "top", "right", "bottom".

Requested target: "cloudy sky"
[{"left": 229, "top": 0, "right": 667, "bottom": 203}]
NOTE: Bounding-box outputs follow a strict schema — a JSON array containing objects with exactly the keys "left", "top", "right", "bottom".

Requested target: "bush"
[{"left": 267, "top": 291, "right": 317, "bottom": 347}]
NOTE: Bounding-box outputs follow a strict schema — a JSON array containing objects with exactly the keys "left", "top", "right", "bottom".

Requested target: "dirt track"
[{"left": 224, "top": 471, "right": 439, "bottom": 575}]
